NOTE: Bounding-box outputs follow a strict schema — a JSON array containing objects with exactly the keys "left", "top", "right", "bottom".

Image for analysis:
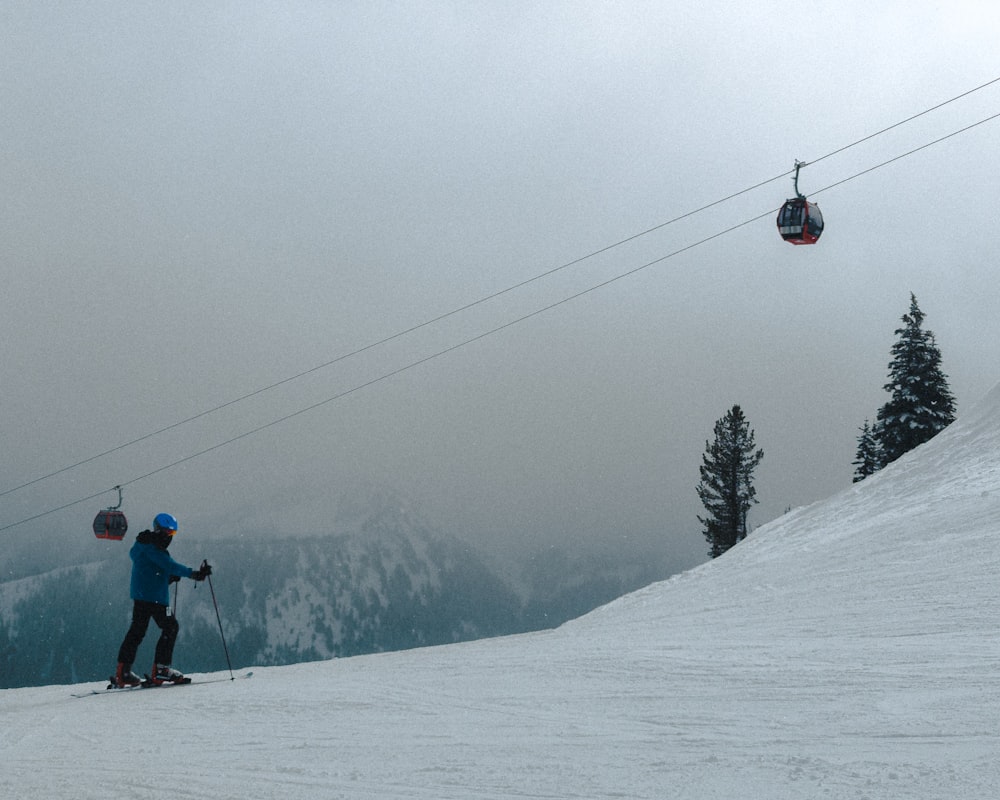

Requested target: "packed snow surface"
[{"left": 4, "top": 382, "right": 1000, "bottom": 799}]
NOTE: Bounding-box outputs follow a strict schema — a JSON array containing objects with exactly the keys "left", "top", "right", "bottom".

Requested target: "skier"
[{"left": 111, "top": 513, "right": 212, "bottom": 688}]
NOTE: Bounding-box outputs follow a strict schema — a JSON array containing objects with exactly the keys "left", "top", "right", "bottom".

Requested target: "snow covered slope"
[{"left": 3, "top": 382, "right": 1000, "bottom": 799}]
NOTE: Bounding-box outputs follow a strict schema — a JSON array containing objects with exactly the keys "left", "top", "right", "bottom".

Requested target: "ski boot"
[
  {"left": 111, "top": 662, "right": 142, "bottom": 688},
  {"left": 151, "top": 664, "right": 188, "bottom": 685}
]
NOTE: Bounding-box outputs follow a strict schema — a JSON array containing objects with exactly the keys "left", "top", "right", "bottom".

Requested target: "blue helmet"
[{"left": 153, "top": 512, "right": 179, "bottom": 535}]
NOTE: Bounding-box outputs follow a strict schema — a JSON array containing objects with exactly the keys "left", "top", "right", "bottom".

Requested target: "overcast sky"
[{"left": 3, "top": 1, "right": 999, "bottom": 572}]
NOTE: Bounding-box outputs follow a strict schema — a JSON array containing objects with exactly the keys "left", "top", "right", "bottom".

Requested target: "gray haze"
[{"left": 2, "top": 2, "right": 999, "bottom": 573}]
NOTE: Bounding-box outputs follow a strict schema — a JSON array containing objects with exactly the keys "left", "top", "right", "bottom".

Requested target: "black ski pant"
[{"left": 117, "top": 600, "right": 179, "bottom": 668}]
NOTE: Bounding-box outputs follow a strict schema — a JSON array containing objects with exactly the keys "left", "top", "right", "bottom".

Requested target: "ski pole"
[{"left": 203, "top": 561, "right": 234, "bottom": 681}]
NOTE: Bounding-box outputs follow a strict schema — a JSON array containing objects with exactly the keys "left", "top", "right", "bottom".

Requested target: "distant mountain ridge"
[{"left": 0, "top": 492, "right": 666, "bottom": 688}]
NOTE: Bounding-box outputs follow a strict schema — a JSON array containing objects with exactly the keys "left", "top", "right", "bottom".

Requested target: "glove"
[
  {"left": 191, "top": 568, "right": 207, "bottom": 582},
  {"left": 191, "top": 560, "right": 213, "bottom": 581},
  {"left": 168, "top": 574, "right": 181, "bottom": 584}
]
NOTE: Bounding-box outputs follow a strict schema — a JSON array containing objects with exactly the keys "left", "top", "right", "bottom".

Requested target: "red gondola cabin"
[
  {"left": 777, "top": 197, "right": 824, "bottom": 245},
  {"left": 93, "top": 509, "right": 128, "bottom": 541}
]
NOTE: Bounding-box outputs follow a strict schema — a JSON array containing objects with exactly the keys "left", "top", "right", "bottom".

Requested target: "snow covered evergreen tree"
[
  {"left": 696, "top": 405, "right": 764, "bottom": 559},
  {"left": 852, "top": 419, "right": 882, "bottom": 482},
  {"left": 876, "top": 294, "right": 956, "bottom": 466}
]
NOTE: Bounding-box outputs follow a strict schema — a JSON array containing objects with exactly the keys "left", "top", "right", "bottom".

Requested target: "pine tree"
[
  {"left": 696, "top": 405, "right": 764, "bottom": 559},
  {"left": 852, "top": 419, "right": 882, "bottom": 482},
  {"left": 876, "top": 293, "right": 956, "bottom": 466}
]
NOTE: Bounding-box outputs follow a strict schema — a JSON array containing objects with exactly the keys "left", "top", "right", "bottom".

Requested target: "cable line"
[
  {"left": 806, "top": 74, "right": 1000, "bottom": 169},
  {"left": 0, "top": 206, "right": 775, "bottom": 533},
  {"left": 0, "top": 185, "right": 780, "bottom": 494},
  {"left": 811, "top": 110, "right": 1000, "bottom": 195},
  {"left": 4, "top": 104, "right": 999, "bottom": 534},
  {"left": 5, "top": 76, "right": 998, "bottom": 502},
  {"left": 0, "top": 171, "right": 793, "bottom": 502}
]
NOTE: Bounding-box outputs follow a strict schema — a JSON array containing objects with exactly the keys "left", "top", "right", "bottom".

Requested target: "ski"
[
  {"left": 71, "top": 671, "right": 253, "bottom": 698},
  {"left": 138, "top": 675, "right": 193, "bottom": 688}
]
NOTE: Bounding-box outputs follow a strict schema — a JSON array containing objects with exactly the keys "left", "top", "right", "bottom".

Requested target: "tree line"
[{"left": 696, "top": 293, "right": 954, "bottom": 559}]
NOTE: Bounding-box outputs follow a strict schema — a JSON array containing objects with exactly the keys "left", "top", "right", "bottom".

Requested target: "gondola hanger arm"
[
  {"left": 108, "top": 484, "right": 123, "bottom": 511},
  {"left": 793, "top": 160, "right": 809, "bottom": 199}
]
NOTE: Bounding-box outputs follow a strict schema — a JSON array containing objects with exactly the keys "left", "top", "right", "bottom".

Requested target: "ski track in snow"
[{"left": 3, "top": 382, "right": 1000, "bottom": 798}]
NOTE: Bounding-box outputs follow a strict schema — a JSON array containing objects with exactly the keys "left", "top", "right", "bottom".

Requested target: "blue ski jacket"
[{"left": 129, "top": 531, "right": 195, "bottom": 606}]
